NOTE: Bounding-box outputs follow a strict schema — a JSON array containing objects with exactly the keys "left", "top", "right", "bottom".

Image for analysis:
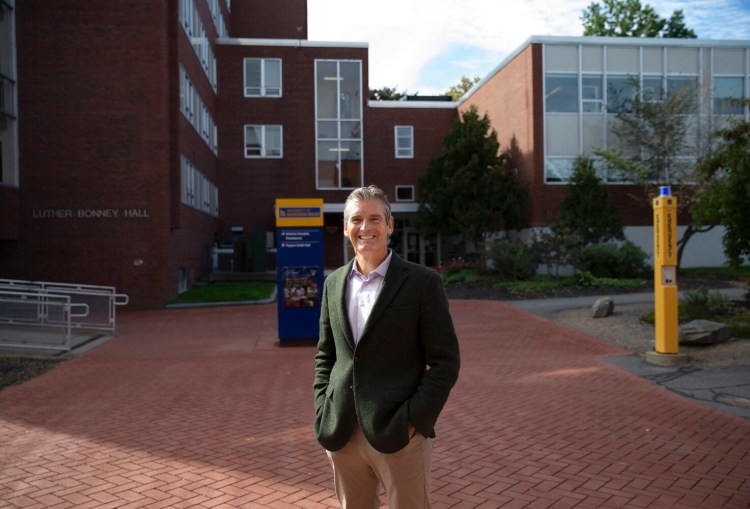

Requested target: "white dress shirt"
[{"left": 346, "top": 250, "right": 393, "bottom": 345}]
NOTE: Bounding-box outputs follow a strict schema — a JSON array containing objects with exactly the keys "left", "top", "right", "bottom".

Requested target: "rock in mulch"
[
  {"left": 679, "top": 319, "right": 733, "bottom": 345},
  {"left": 591, "top": 296, "right": 614, "bottom": 318}
]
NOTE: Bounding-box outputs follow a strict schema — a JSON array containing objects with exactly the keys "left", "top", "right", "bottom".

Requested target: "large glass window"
[
  {"left": 395, "top": 126, "right": 414, "bottom": 158},
  {"left": 606, "top": 75, "right": 636, "bottom": 113},
  {"left": 642, "top": 76, "right": 664, "bottom": 102},
  {"left": 667, "top": 76, "right": 699, "bottom": 113},
  {"left": 315, "top": 60, "right": 363, "bottom": 189},
  {"left": 244, "top": 58, "right": 282, "bottom": 97},
  {"left": 714, "top": 77, "right": 745, "bottom": 115},
  {"left": 545, "top": 74, "right": 578, "bottom": 113},
  {"left": 244, "top": 125, "right": 282, "bottom": 158}
]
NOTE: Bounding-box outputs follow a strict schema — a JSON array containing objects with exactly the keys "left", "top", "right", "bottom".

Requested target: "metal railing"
[
  {"left": 0, "top": 279, "right": 129, "bottom": 333},
  {"left": 0, "top": 290, "right": 89, "bottom": 352},
  {"left": 0, "top": 279, "right": 129, "bottom": 352}
]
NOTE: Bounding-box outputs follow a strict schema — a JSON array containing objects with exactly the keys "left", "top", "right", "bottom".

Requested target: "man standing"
[{"left": 314, "top": 185, "right": 460, "bottom": 508}]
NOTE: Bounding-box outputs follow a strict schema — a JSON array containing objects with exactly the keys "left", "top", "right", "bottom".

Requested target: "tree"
[
  {"left": 416, "top": 106, "right": 528, "bottom": 248},
  {"left": 693, "top": 117, "right": 750, "bottom": 268},
  {"left": 369, "top": 86, "right": 407, "bottom": 101},
  {"left": 596, "top": 79, "right": 712, "bottom": 267},
  {"left": 445, "top": 76, "right": 481, "bottom": 101},
  {"left": 554, "top": 155, "right": 624, "bottom": 245},
  {"left": 581, "top": 0, "right": 697, "bottom": 38}
]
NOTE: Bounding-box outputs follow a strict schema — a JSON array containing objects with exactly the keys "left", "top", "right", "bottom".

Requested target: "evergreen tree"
[
  {"left": 554, "top": 156, "right": 624, "bottom": 245},
  {"left": 416, "top": 106, "right": 527, "bottom": 246}
]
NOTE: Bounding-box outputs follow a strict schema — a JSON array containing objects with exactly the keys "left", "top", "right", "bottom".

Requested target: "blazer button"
[{"left": 349, "top": 385, "right": 353, "bottom": 390}]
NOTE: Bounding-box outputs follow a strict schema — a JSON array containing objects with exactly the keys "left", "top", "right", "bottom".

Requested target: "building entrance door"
[{"left": 343, "top": 218, "right": 439, "bottom": 268}]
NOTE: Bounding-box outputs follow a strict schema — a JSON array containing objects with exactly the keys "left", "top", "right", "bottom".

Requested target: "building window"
[
  {"left": 315, "top": 60, "right": 363, "bottom": 189},
  {"left": 395, "top": 126, "right": 414, "bottom": 158},
  {"left": 181, "top": 155, "right": 219, "bottom": 217},
  {"left": 606, "top": 75, "right": 636, "bottom": 113},
  {"left": 642, "top": 76, "right": 664, "bottom": 103},
  {"left": 581, "top": 75, "right": 603, "bottom": 113},
  {"left": 714, "top": 77, "right": 745, "bottom": 115},
  {"left": 395, "top": 185, "right": 415, "bottom": 201},
  {"left": 545, "top": 74, "right": 578, "bottom": 113},
  {"left": 245, "top": 125, "right": 283, "bottom": 158},
  {"left": 244, "top": 58, "right": 282, "bottom": 97},
  {"left": 180, "top": 66, "right": 218, "bottom": 154},
  {"left": 667, "top": 76, "right": 699, "bottom": 113}
]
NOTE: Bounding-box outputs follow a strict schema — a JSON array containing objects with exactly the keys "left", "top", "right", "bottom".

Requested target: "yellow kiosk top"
[{"left": 275, "top": 198, "right": 324, "bottom": 227}]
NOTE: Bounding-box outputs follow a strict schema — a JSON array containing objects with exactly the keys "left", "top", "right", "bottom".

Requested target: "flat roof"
[
  {"left": 368, "top": 101, "right": 456, "bottom": 109},
  {"left": 217, "top": 38, "right": 368, "bottom": 49}
]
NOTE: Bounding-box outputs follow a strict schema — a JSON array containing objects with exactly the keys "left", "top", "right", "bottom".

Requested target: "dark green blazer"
[{"left": 313, "top": 253, "right": 460, "bottom": 454}]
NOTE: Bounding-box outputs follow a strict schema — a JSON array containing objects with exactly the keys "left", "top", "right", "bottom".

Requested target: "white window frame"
[
  {"left": 244, "top": 58, "right": 282, "bottom": 97},
  {"left": 244, "top": 125, "right": 283, "bottom": 158},
  {"left": 395, "top": 126, "right": 414, "bottom": 158}
]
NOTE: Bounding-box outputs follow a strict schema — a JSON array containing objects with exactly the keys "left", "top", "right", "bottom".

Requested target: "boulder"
[
  {"left": 679, "top": 319, "right": 733, "bottom": 345},
  {"left": 591, "top": 297, "right": 614, "bottom": 318}
]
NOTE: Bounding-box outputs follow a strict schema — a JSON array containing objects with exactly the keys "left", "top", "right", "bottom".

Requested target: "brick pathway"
[{"left": 1, "top": 300, "right": 748, "bottom": 508}]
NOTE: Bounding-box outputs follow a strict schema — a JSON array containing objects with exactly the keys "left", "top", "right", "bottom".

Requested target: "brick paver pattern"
[{"left": 1, "top": 300, "right": 748, "bottom": 508}]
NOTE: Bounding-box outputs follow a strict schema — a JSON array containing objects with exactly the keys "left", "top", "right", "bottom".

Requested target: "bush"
[
  {"left": 530, "top": 229, "right": 579, "bottom": 277},
  {"left": 573, "top": 241, "right": 649, "bottom": 278},
  {"left": 563, "top": 271, "right": 598, "bottom": 288},
  {"left": 679, "top": 287, "right": 732, "bottom": 320},
  {"left": 441, "top": 258, "right": 480, "bottom": 284},
  {"left": 487, "top": 240, "right": 537, "bottom": 281}
]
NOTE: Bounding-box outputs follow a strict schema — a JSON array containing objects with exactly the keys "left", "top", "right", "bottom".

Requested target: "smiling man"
[{"left": 314, "top": 185, "right": 461, "bottom": 509}]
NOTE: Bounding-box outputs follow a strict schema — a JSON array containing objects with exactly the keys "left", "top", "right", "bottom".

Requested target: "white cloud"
[{"left": 308, "top": 0, "right": 750, "bottom": 92}]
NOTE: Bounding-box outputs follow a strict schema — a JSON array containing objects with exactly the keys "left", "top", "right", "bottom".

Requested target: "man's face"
[{"left": 344, "top": 199, "right": 394, "bottom": 259}]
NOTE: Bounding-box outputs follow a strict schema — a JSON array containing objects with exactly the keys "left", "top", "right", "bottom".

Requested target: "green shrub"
[
  {"left": 487, "top": 240, "right": 537, "bottom": 281},
  {"left": 563, "top": 271, "right": 598, "bottom": 288},
  {"left": 573, "top": 241, "right": 649, "bottom": 278},
  {"left": 441, "top": 258, "right": 480, "bottom": 284},
  {"left": 530, "top": 229, "right": 579, "bottom": 277},
  {"left": 679, "top": 287, "right": 731, "bottom": 320},
  {"left": 729, "top": 315, "right": 750, "bottom": 338}
]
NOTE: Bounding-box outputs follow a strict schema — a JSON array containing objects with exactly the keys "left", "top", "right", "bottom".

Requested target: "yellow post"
[{"left": 648, "top": 186, "right": 686, "bottom": 365}]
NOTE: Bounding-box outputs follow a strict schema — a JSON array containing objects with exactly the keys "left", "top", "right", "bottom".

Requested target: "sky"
[{"left": 307, "top": 0, "right": 750, "bottom": 96}]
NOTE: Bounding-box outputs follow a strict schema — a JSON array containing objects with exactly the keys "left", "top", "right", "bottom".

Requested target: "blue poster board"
[{"left": 275, "top": 199, "right": 324, "bottom": 341}]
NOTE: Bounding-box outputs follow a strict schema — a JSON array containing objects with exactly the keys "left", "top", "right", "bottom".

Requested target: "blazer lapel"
[
  {"left": 358, "top": 254, "right": 408, "bottom": 343},
  {"left": 332, "top": 259, "right": 356, "bottom": 349}
]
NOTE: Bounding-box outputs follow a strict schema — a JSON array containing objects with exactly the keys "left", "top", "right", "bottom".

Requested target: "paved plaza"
[{"left": 1, "top": 300, "right": 749, "bottom": 508}]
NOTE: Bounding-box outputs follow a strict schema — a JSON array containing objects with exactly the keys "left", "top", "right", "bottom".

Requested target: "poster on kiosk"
[{"left": 275, "top": 199, "right": 324, "bottom": 342}]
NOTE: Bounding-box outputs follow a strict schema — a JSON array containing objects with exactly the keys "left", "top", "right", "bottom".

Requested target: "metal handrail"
[
  {"left": 0, "top": 279, "right": 128, "bottom": 332},
  {"left": 0, "top": 290, "right": 90, "bottom": 352}
]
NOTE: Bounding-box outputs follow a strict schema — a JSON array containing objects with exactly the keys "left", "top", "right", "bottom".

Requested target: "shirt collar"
[{"left": 349, "top": 249, "right": 393, "bottom": 281}]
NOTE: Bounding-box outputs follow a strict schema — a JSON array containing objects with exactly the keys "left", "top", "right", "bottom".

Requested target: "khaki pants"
[{"left": 326, "top": 425, "right": 433, "bottom": 509}]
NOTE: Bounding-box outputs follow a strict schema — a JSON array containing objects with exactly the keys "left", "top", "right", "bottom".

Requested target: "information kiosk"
[{"left": 275, "top": 199, "right": 324, "bottom": 341}]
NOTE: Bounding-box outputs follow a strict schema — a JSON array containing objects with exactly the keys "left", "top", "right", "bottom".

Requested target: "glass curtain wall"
[
  {"left": 315, "top": 60, "right": 363, "bottom": 189},
  {"left": 543, "top": 43, "right": 749, "bottom": 184}
]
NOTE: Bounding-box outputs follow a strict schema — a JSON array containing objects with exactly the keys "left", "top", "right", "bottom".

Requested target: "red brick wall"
[
  {"left": 216, "top": 41, "right": 455, "bottom": 268},
  {"left": 364, "top": 106, "right": 456, "bottom": 203},
  {"left": 230, "top": 0, "right": 308, "bottom": 40},
  {"left": 215, "top": 44, "right": 369, "bottom": 244},
  {"left": 460, "top": 44, "right": 543, "bottom": 225},
  {"left": 7, "top": 0, "right": 175, "bottom": 309}
]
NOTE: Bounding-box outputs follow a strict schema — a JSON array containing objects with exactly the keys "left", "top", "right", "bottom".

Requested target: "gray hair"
[{"left": 343, "top": 185, "right": 392, "bottom": 224}]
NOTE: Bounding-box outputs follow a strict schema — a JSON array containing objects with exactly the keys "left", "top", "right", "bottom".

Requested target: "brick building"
[{"left": 1, "top": 1, "right": 748, "bottom": 308}]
